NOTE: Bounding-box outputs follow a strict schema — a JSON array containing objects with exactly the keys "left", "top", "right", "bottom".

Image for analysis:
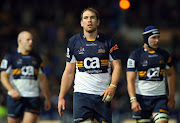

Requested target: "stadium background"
[{"left": 0, "top": 0, "right": 180, "bottom": 122}]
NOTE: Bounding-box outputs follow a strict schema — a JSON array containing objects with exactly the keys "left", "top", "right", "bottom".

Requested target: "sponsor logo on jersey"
[
  {"left": 84, "top": 57, "right": 100, "bottom": 69},
  {"left": 167, "top": 57, "right": 172, "bottom": 63},
  {"left": 148, "top": 54, "right": 158, "bottom": 57},
  {"left": 110, "top": 44, "right": 119, "bottom": 53},
  {"left": 127, "top": 58, "right": 135, "bottom": 68},
  {"left": 1, "top": 59, "right": 8, "bottom": 69},
  {"left": 146, "top": 67, "right": 161, "bottom": 80},
  {"left": 86, "top": 43, "right": 97, "bottom": 46}
]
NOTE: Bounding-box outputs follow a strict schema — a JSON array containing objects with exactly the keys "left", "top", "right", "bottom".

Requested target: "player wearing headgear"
[
  {"left": 58, "top": 7, "right": 122, "bottom": 123},
  {"left": 0, "top": 31, "right": 51, "bottom": 123},
  {"left": 126, "top": 26, "right": 176, "bottom": 123}
]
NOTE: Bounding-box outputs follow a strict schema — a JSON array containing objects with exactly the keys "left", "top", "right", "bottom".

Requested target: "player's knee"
[
  {"left": 136, "top": 119, "right": 151, "bottom": 123},
  {"left": 152, "top": 113, "right": 169, "bottom": 123}
]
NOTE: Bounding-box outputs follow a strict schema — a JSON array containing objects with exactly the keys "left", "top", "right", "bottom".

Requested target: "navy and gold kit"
[
  {"left": 67, "top": 33, "right": 120, "bottom": 123},
  {"left": 0, "top": 50, "right": 44, "bottom": 97},
  {"left": 127, "top": 47, "right": 173, "bottom": 96},
  {"left": 66, "top": 33, "right": 120, "bottom": 95}
]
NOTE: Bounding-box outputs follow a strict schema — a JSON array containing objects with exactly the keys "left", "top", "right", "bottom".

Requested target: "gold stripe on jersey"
[
  {"left": 138, "top": 71, "right": 146, "bottom": 77},
  {"left": 101, "top": 59, "right": 109, "bottom": 66},
  {"left": 13, "top": 68, "right": 21, "bottom": 75},
  {"left": 77, "top": 61, "right": 84, "bottom": 67}
]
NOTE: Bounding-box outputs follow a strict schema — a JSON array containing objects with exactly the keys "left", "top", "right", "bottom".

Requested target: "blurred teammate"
[
  {"left": 126, "top": 26, "right": 176, "bottom": 123},
  {"left": 58, "top": 7, "right": 122, "bottom": 123},
  {"left": 0, "top": 31, "right": 51, "bottom": 123}
]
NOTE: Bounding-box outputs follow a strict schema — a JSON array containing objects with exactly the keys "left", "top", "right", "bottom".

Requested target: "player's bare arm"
[
  {"left": 1, "top": 71, "right": 20, "bottom": 99},
  {"left": 101, "top": 59, "right": 122, "bottom": 102},
  {"left": 166, "top": 66, "right": 176, "bottom": 109},
  {"left": 38, "top": 73, "right": 51, "bottom": 111},
  {"left": 127, "top": 71, "right": 142, "bottom": 112},
  {"left": 58, "top": 62, "right": 76, "bottom": 116}
]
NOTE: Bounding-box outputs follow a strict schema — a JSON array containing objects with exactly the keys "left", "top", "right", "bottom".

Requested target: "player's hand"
[
  {"left": 131, "top": 101, "right": 142, "bottom": 112},
  {"left": 9, "top": 89, "right": 21, "bottom": 99},
  {"left": 58, "top": 97, "right": 65, "bottom": 116},
  {"left": 44, "top": 98, "right": 51, "bottom": 111},
  {"left": 168, "top": 96, "right": 175, "bottom": 109},
  {"left": 100, "top": 87, "right": 115, "bottom": 102}
]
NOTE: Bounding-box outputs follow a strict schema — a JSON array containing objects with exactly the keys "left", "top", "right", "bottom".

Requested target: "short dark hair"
[{"left": 81, "top": 7, "right": 99, "bottom": 20}]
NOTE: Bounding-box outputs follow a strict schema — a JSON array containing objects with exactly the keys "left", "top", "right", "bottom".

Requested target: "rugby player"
[
  {"left": 58, "top": 7, "right": 122, "bottom": 123},
  {"left": 126, "top": 26, "right": 176, "bottom": 123}
]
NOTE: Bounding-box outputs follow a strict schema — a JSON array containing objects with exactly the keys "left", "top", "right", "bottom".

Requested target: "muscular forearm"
[
  {"left": 39, "top": 74, "right": 51, "bottom": 100},
  {"left": 167, "top": 74, "right": 176, "bottom": 97},
  {"left": 110, "top": 60, "right": 122, "bottom": 86},
  {"left": 0, "top": 72, "right": 14, "bottom": 91},
  {"left": 127, "top": 81, "right": 136, "bottom": 98},
  {"left": 126, "top": 72, "right": 137, "bottom": 98},
  {"left": 59, "top": 72, "right": 74, "bottom": 99},
  {"left": 166, "top": 67, "right": 176, "bottom": 97}
]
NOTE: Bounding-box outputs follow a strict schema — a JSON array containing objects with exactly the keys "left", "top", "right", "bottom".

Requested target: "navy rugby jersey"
[
  {"left": 0, "top": 50, "right": 44, "bottom": 97},
  {"left": 127, "top": 47, "right": 173, "bottom": 96},
  {"left": 66, "top": 33, "right": 120, "bottom": 95}
]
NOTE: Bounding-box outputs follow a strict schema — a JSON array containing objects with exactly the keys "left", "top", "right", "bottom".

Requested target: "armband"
[{"left": 130, "top": 97, "right": 137, "bottom": 103}]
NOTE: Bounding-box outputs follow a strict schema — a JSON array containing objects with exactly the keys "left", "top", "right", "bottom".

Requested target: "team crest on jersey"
[
  {"left": 142, "top": 59, "right": 148, "bottom": 66},
  {"left": 17, "top": 58, "right": 22, "bottom": 64},
  {"left": 98, "top": 46, "right": 105, "bottom": 53},
  {"left": 78, "top": 47, "right": 84, "bottom": 54}
]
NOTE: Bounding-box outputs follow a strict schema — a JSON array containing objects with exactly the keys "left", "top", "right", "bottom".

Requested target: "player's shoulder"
[
  {"left": 132, "top": 47, "right": 144, "bottom": 55},
  {"left": 98, "top": 33, "right": 112, "bottom": 42},
  {"left": 29, "top": 51, "right": 41, "bottom": 59},
  {"left": 3, "top": 50, "right": 18, "bottom": 58},
  {"left": 128, "top": 47, "right": 144, "bottom": 60},
  {"left": 69, "top": 33, "right": 82, "bottom": 41},
  {"left": 157, "top": 48, "right": 170, "bottom": 55}
]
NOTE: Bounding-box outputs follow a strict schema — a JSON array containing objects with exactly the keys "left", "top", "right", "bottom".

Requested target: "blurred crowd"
[{"left": 0, "top": 0, "right": 180, "bottom": 122}]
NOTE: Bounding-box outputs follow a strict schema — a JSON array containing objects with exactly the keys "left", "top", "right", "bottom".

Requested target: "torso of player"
[
  {"left": 67, "top": 33, "right": 120, "bottom": 95},
  {"left": 1, "top": 50, "right": 43, "bottom": 97},
  {"left": 127, "top": 47, "right": 172, "bottom": 96}
]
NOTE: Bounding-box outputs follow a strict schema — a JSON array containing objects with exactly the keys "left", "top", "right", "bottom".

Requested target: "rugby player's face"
[
  {"left": 81, "top": 10, "right": 99, "bottom": 33},
  {"left": 149, "top": 35, "right": 159, "bottom": 49},
  {"left": 20, "top": 33, "right": 33, "bottom": 52}
]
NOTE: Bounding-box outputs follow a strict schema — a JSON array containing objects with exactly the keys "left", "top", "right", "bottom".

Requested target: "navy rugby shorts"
[
  {"left": 7, "top": 95, "right": 41, "bottom": 118},
  {"left": 132, "top": 94, "right": 168, "bottom": 120},
  {"left": 73, "top": 92, "right": 112, "bottom": 123}
]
